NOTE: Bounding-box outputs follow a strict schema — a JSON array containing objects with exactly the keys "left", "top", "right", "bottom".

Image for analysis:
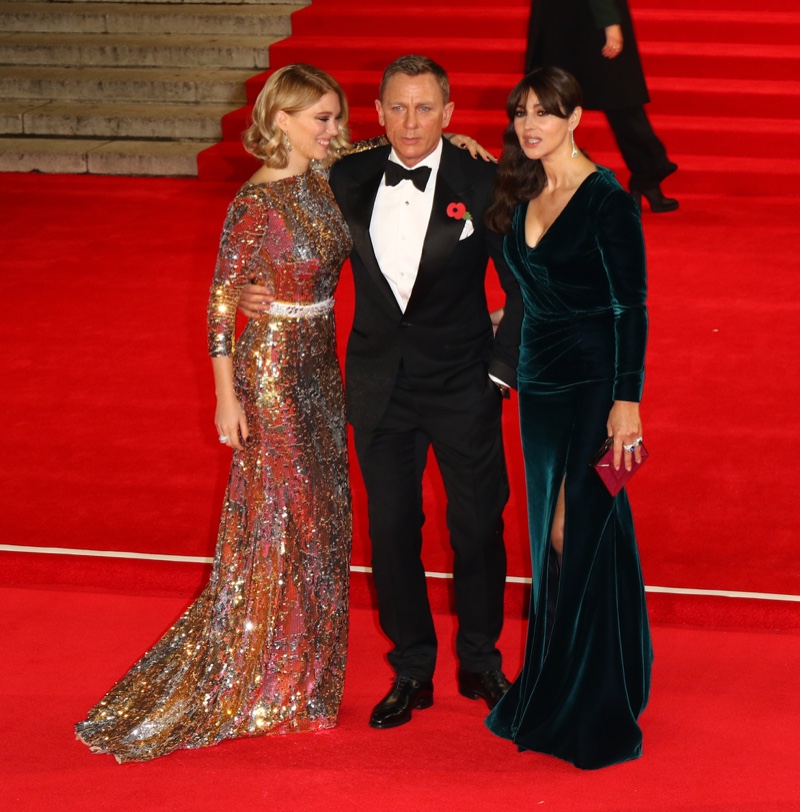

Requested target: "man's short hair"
[{"left": 379, "top": 55, "right": 450, "bottom": 104}]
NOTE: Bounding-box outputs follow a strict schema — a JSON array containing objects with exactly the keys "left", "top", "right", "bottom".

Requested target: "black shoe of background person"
[
  {"left": 457, "top": 668, "right": 512, "bottom": 710},
  {"left": 369, "top": 676, "right": 434, "bottom": 729},
  {"left": 631, "top": 184, "right": 679, "bottom": 213}
]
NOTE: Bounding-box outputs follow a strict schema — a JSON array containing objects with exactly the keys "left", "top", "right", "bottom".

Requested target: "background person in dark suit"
[{"left": 527, "top": 0, "right": 679, "bottom": 212}]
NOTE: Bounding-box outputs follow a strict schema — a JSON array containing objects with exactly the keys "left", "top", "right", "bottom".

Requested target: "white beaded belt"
[{"left": 268, "top": 298, "right": 334, "bottom": 318}]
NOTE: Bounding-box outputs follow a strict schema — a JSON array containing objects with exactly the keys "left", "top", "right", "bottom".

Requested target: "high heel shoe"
[{"left": 631, "top": 184, "right": 679, "bottom": 213}]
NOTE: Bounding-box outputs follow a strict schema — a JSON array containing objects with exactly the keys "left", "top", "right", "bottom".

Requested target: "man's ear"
[
  {"left": 374, "top": 99, "right": 386, "bottom": 127},
  {"left": 442, "top": 101, "right": 455, "bottom": 130}
]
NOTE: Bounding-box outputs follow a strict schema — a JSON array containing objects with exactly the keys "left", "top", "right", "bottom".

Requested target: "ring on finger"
[{"left": 219, "top": 435, "right": 229, "bottom": 443}]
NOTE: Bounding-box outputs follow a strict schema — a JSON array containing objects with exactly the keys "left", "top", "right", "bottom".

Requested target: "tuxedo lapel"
[
  {"left": 406, "top": 142, "right": 474, "bottom": 314},
  {"left": 344, "top": 148, "right": 401, "bottom": 313}
]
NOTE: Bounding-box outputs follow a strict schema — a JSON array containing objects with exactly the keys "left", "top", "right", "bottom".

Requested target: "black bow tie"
[{"left": 384, "top": 162, "right": 432, "bottom": 192}]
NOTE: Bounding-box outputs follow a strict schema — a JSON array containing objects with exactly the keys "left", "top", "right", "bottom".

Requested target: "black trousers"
[
  {"left": 354, "top": 368, "right": 509, "bottom": 682},
  {"left": 604, "top": 105, "right": 677, "bottom": 192}
]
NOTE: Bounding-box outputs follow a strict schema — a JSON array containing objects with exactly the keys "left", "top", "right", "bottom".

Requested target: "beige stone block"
[
  {"left": 0, "top": 3, "right": 297, "bottom": 37},
  {"left": 0, "top": 3, "right": 107, "bottom": 34},
  {"left": 0, "top": 137, "right": 98, "bottom": 173},
  {"left": 87, "top": 139, "right": 216, "bottom": 176},
  {"left": 71, "top": 0, "right": 307, "bottom": 5},
  {"left": 0, "top": 101, "right": 34, "bottom": 134},
  {"left": 20, "top": 100, "right": 236, "bottom": 139},
  {"left": 0, "top": 66, "right": 253, "bottom": 104},
  {"left": 0, "top": 33, "right": 277, "bottom": 69},
  {"left": 104, "top": 5, "right": 296, "bottom": 37}
]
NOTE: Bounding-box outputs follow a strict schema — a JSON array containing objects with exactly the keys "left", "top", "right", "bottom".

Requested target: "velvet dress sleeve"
[
  {"left": 594, "top": 187, "right": 648, "bottom": 401},
  {"left": 207, "top": 188, "right": 272, "bottom": 357},
  {"left": 486, "top": 229, "right": 522, "bottom": 389},
  {"left": 587, "top": 0, "right": 622, "bottom": 28}
]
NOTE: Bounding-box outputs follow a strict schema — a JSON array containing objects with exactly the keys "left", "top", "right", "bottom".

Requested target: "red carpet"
[
  {"left": 2, "top": 0, "right": 800, "bottom": 805},
  {"left": 2, "top": 173, "right": 799, "bottom": 622},
  {"left": 3, "top": 584, "right": 800, "bottom": 811}
]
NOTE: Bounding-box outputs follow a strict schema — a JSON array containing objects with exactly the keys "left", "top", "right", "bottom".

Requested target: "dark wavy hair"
[{"left": 486, "top": 67, "right": 583, "bottom": 234}]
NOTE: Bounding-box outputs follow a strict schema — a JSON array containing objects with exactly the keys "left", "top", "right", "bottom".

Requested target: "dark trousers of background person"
[
  {"left": 604, "top": 105, "right": 676, "bottom": 193},
  {"left": 353, "top": 365, "right": 509, "bottom": 683}
]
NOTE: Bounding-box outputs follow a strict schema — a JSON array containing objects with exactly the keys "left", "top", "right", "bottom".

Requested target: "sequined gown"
[{"left": 76, "top": 166, "right": 353, "bottom": 762}]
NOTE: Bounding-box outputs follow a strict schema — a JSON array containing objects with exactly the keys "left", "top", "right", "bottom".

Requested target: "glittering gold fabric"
[{"left": 76, "top": 167, "right": 353, "bottom": 763}]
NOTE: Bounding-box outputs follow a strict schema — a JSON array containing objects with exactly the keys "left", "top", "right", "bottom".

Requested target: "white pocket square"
[{"left": 459, "top": 220, "right": 474, "bottom": 241}]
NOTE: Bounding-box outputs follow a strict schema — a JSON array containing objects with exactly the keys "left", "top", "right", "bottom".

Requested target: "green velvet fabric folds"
[{"left": 486, "top": 168, "right": 653, "bottom": 769}]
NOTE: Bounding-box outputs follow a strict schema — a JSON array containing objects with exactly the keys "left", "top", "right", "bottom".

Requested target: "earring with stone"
[
  {"left": 282, "top": 130, "right": 292, "bottom": 153},
  {"left": 570, "top": 130, "right": 578, "bottom": 158}
]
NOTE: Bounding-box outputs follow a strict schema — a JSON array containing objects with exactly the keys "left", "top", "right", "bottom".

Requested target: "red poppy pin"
[{"left": 447, "top": 202, "right": 472, "bottom": 221}]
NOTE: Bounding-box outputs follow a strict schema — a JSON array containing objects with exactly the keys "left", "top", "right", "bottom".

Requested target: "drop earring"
[
  {"left": 282, "top": 130, "right": 292, "bottom": 153},
  {"left": 570, "top": 130, "right": 578, "bottom": 158}
]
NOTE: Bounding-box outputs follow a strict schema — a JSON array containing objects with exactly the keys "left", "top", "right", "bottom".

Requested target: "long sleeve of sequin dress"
[
  {"left": 485, "top": 168, "right": 652, "bottom": 770},
  {"left": 75, "top": 167, "right": 354, "bottom": 763}
]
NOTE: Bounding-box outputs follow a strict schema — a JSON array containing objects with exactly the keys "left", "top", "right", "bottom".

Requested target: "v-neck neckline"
[{"left": 524, "top": 170, "right": 597, "bottom": 250}]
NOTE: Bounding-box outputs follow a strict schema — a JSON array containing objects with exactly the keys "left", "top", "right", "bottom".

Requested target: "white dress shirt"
[{"left": 369, "top": 140, "right": 443, "bottom": 312}]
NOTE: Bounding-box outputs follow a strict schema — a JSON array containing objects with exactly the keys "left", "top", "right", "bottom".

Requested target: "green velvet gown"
[{"left": 486, "top": 167, "right": 652, "bottom": 769}]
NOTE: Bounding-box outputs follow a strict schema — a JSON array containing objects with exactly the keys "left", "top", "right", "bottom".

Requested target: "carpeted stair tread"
[
  {"left": 270, "top": 35, "right": 528, "bottom": 72},
  {"left": 246, "top": 69, "right": 534, "bottom": 108},
  {"left": 289, "top": 4, "right": 800, "bottom": 44},
  {"left": 634, "top": 0, "right": 797, "bottom": 9},
  {"left": 199, "top": 138, "right": 800, "bottom": 197}
]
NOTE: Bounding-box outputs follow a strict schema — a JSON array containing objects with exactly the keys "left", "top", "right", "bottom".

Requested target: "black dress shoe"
[
  {"left": 457, "top": 668, "right": 512, "bottom": 710},
  {"left": 369, "top": 676, "right": 434, "bottom": 729},
  {"left": 631, "top": 184, "right": 679, "bottom": 213}
]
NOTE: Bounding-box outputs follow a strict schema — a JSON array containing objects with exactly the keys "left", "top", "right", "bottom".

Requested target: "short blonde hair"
[{"left": 242, "top": 64, "right": 351, "bottom": 167}]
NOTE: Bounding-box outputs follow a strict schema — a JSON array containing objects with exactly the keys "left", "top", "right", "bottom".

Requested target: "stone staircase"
[{"left": 0, "top": 0, "right": 307, "bottom": 175}]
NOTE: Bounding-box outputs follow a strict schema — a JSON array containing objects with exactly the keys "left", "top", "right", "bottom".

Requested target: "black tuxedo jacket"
[{"left": 329, "top": 138, "right": 522, "bottom": 432}]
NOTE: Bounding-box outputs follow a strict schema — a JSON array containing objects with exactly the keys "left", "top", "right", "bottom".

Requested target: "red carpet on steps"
[{"left": 198, "top": 0, "right": 800, "bottom": 198}]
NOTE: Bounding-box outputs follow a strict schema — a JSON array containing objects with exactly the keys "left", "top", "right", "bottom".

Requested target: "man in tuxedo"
[{"left": 242, "top": 55, "right": 522, "bottom": 729}]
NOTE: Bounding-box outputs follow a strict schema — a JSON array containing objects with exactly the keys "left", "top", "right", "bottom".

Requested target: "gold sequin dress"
[{"left": 76, "top": 166, "right": 353, "bottom": 763}]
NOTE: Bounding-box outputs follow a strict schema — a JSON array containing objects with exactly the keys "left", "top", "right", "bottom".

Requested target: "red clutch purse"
[{"left": 590, "top": 437, "right": 649, "bottom": 496}]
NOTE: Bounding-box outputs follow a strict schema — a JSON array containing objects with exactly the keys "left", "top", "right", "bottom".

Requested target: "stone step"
[
  {"left": 50, "top": 0, "right": 307, "bottom": 5},
  {"left": 0, "top": 136, "right": 217, "bottom": 175},
  {"left": 0, "top": 2, "right": 298, "bottom": 36},
  {"left": 0, "top": 66, "right": 254, "bottom": 104},
  {"left": 0, "top": 32, "right": 279, "bottom": 69},
  {"left": 0, "top": 100, "right": 240, "bottom": 140}
]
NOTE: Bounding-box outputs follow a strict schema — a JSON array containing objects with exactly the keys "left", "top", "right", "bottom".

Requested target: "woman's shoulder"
[
  {"left": 586, "top": 166, "right": 637, "bottom": 211},
  {"left": 227, "top": 181, "right": 274, "bottom": 211},
  {"left": 587, "top": 165, "right": 625, "bottom": 193},
  {"left": 220, "top": 182, "right": 278, "bottom": 231}
]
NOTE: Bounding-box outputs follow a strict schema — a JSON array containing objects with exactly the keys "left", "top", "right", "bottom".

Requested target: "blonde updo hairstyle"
[{"left": 242, "top": 63, "right": 351, "bottom": 167}]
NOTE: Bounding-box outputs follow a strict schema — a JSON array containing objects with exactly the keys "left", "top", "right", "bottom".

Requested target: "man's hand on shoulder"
[{"left": 238, "top": 284, "right": 274, "bottom": 319}]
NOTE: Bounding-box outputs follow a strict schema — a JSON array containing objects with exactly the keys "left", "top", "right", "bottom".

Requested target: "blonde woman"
[{"left": 76, "top": 64, "right": 363, "bottom": 762}]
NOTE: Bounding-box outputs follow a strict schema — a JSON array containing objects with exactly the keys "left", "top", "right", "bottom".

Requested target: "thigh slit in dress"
[{"left": 486, "top": 168, "right": 653, "bottom": 770}]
